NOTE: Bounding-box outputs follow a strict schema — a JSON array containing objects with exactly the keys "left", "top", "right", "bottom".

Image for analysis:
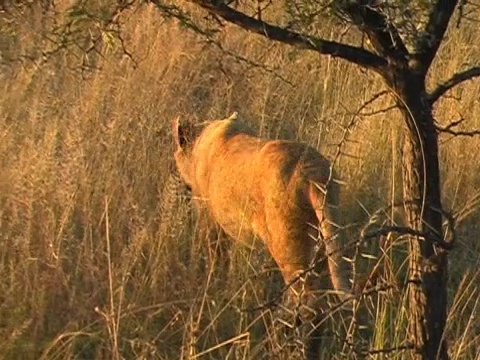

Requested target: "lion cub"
[{"left": 172, "top": 113, "right": 351, "bottom": 304}]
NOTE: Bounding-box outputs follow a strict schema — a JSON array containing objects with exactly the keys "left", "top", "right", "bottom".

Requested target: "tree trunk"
[{"left": 392, "top": 73, "right": 449, "bottom": 360}]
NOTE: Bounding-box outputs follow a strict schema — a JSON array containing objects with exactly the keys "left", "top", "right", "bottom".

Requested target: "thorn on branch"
[
  {"left": 359, "top": 202, "right": 455, "bottom": 250},
  {"left": 361, "top": 225, "right": 425, "bottom": 241}
]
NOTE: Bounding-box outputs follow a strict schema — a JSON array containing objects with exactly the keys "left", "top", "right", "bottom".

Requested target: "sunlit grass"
[{"left": 0, "top": 5, "right": 479, "bottom": 359}]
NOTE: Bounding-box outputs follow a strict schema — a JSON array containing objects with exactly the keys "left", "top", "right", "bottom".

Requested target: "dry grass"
[{"left": 1, "top": 5, "right": 480, "bottom": 359}]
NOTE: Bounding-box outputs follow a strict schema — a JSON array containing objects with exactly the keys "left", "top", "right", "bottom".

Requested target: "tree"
[{"left": 145, "top": 1, "right": 479, "bottom": 359}]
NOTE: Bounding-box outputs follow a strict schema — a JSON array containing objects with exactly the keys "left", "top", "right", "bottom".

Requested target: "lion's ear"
[
  {"left": 173, "top": 117, "right": 195, "bottom": 149},
  {"left": 227, "top": 111, "right": 238, "bottom": 121}
]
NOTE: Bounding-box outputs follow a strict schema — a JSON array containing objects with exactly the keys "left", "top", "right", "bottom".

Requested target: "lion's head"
[
  {"left": 172, "top": 117, "right": 203, "bottom": 187},
  {"left": 172, "top": 113, "right": 239, "bottom": 187}
]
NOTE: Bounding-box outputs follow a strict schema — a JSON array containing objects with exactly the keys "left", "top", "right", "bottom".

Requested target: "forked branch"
[
  {"left": 339, "top": 1, "right": 409, "bottom": 64},
  {"left": 188, "top": 0, "right": 387, "bottom": 71},
  {"left": 429, "top": 66, "right": 480, "bottom": 104},
  {"left": 414, "top": 0, "right": 459, "bottom": 74}
]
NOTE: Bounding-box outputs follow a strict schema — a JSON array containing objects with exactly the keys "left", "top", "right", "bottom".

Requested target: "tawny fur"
[{"left": 172, "top": 113, "right": 351, "bottom": 302}]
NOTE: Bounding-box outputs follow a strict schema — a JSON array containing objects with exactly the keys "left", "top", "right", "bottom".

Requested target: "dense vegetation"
[{"left": 1, "top": 3, "right": 480, "bottom": 359}]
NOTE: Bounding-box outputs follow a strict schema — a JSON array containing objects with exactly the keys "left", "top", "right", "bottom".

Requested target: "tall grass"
[{"left": 1, "top": 5, "right": 480, "bottom": 359}]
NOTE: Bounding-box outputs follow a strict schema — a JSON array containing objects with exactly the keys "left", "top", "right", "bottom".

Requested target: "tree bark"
[{"left": 391, "top": 72, "right": 449, "bottom": 360}]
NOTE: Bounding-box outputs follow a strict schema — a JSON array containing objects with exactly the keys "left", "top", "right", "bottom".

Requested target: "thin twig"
[
  {"left": 438, "top": 128, "right": 480, "bottom": 137},
  {"left": 151, "top": 0, "right": 295, "bottom": 86},
  {"left": 429, "top": 66, "right": 480, "bottom": 104},
  {"left": 346, "top": 341, "right": 414, "bottom": 356}
]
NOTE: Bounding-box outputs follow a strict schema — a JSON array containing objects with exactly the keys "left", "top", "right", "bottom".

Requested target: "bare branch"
[
  {"left": 359, "top": 105, "right": 397, "bottom": 116},
  {"left": 358, "top": 90, "right": 390, "bottom": 110},
  {"left": 187, "top": 0, "right": 387, "bottom": 72},
  {"left": 339, "top": 2, "right": 409, "bottom": 65},
  {"left": 429, "top": 66, "right": 480, "bottom": 104},
  {"left": 437, "top": 128, "right": 480, "bottom": 137},
  {"left": 434, "top": 117, "right": 480, "bottom": 139},
  {"left": 413, "top": 0, "right": 459, "bottom": 74},
  {"left": 359, "top": 201, "right": 455, "bottom": 250},
  {"left": 436, "top": 117, "right": 465, "bottom": 131},
  {"left": 435, "top": 117, "right": 480, "bottom": 138},
  {"left": 362, "top": 225, "right": 426, "bottom": 240},
  {"left": 346, "top": 341, "right": 414, "bottom": 357}
]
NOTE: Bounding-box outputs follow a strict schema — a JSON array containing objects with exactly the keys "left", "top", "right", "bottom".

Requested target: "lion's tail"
[{"left": 309, "top": 181, "right": 352, "bottom": 301}]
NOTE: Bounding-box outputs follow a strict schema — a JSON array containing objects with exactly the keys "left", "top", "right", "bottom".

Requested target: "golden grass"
[{"left": 1, "top": 5, "right": 480, "bottom": 359}]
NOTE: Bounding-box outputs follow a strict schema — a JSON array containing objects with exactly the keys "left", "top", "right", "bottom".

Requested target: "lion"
[{"left": 172, "top": 112, "right": 352, "bottom": 356}]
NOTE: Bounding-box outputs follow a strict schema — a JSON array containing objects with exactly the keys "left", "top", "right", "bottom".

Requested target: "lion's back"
[
  {"left": 256, "top": 140, "right": 332, "bottom": 190},
  {"left": 194, "top": 127, "right": 334, "bottom": 239},
  {"left": 196, "top": 122, "right": 333, "bottom": 202}
]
